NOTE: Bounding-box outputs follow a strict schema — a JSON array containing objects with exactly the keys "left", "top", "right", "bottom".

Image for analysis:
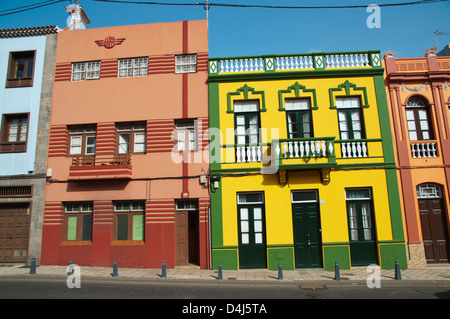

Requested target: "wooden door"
[
  {"left": 176, "top": 211, "right": 189, "bottom": 265},
  {"left": 176, "top": 211, "right": 200, "bottom": 266},
  {"left": 0, "top": 203, "right": 30, "bottom": 262},
  {"left": 292, "top": 202, "right": 322, "bottom": 268},
  {"left": 419, "top": 199, "right": 450, "bottom": 263}
]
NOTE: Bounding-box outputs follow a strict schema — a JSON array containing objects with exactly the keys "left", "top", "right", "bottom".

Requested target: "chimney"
[{"left": 64, "top": 3, "right": 91, "bottom": 31}]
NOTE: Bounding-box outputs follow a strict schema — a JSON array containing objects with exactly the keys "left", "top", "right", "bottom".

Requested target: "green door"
[
  {"left": 238, "top": 204, "right": 266, "bottom": 269},
  {"left": 347, "top": 199, "right": 378, "bottom": 266},
  {"left": 292, "top": 191, "right": 322, "bottom": 268}
]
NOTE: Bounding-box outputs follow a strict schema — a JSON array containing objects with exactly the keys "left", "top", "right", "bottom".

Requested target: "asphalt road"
[{"left": 0, "top": 276, "right": 449, "bottom": 315}]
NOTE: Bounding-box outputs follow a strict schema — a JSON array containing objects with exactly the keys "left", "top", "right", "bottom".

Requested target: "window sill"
[
  {"left": 112, "top": 240, "right": 145, "bottom": 246},
  {"left": 61, "top": 241, "right": 92, "bottom": 245}
]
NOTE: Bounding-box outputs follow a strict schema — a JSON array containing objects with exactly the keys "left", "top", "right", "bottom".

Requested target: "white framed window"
[
  {"left": 116, "top": 122, "right": 146, "bottom": 154},
  {"left": 237, "top": 192, "right": 264, "bottom": 204},
  {"left": 417, "top": 183, "right": 442, "bottom": 199},
  {"left": 118, "top": 57, "right": 148, "bottom": 78},
  {"left": 72, "top": 61, "right": 101, "bottom": 81},
  {"left": 69, "top": 125, "right": 97, "bottom": 155},
  {"left": 175, "top": 119, "right": 197, "bottom": 151},
  {"left": 175, "top": 199, "right": 199, "bottom": 211},
  {"left": 175, "top": 54, "right": 197, "bottom": 74}
]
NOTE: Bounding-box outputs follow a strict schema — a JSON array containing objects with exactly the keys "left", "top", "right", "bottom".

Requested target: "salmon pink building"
[
  {"left": 41, "top": 19, "right": 210, "bottom": 269},
  {"left": 384, "top": 50, "right": 450, "bottom": 268}
]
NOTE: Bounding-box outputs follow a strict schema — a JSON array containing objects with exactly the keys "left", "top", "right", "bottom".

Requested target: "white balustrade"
[
  {"left": 340, "top": 141, "right": 368, "bottom": 158},
  {"left": 411, "top": 142, "right": 437, "bottom": 158},
  {"left": 275, "top": 56, "right": 313, "bottom": 71},
  {"left": 219, "top": 58, "right": 265, "bottom": 73},
  {"left": 235, "top": 145, "right": 262, "bottom": 163},
  {"left": 325, "top": 53, "right": 369, "bottom": 68},
  {"left": 281, "top": 140, "right": 327, "bottom": 159},
  {"left": 216, "top": 53, "right": 372, "bottom": 74}
]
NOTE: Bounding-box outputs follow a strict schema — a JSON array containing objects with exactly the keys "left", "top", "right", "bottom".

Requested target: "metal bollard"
[
  {"left": 218, "top": 262, "right": 222, "bottom": 280},
  {"left": 112, "top": 260, "right": 118, "bottom": 277},
  {"left": 395, "top": 260, "right": 402, "bottom": 280},
  {"left": 29, "top": 257, "right": 36, "bottom": 275},
  {"left": 67, "top": 258, "right": 74, "bottom": 275},
  {"left": 278, "top": 263, "right": 283, "bottom": 280},
  {"left": 334, "top": 261, "right": 340, "bottom": 281},
  {"left": 161, "top": 261, "right": 167, "bottom": 278}
]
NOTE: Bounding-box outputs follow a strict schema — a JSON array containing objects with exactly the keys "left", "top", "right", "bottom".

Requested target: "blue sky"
[{"left": 0, "top": 0, "right": 449, "bottom": 58}]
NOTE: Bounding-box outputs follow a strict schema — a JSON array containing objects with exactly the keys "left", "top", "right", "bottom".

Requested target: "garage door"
[{"left": 0, "top": 203, "right": 30, "bottom": 262}]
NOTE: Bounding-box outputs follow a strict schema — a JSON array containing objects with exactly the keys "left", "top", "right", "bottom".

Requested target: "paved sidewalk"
[{"left": 1, "top": 263, "right": 450, "bottom": 282}]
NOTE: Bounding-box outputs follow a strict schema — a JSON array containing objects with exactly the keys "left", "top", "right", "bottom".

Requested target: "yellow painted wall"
[
  {"left": 221, "top": 169, "right": 394, "bottom": 247},
  {"left": 218, "top": 77, "right": 381, "bottom": 148},
  {"left": 217, "top": 74, "right": 395, "bottom": 260}
]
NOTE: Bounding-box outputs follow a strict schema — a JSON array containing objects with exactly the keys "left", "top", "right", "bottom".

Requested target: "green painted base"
[
  {"left": 267, "top": 247, "right": 295, "bottom": 270},
  {"left": 212, "top": 249, "right": 238, "bottom": 270},
  {"left": 323, "top": 245, "right": 351, "bottom": 270},
  {"left": 379, "top": 243, "right": 408, "bottom": 269}
]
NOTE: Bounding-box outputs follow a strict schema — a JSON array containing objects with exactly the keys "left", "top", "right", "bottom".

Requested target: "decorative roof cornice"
[{"left": 0, "top": 25, "right": 60, "bottom": 38}]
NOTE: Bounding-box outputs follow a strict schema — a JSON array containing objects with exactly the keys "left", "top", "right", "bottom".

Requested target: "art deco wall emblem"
[{"left": 95, "top": 36, "right": 126, "bottom": 49}]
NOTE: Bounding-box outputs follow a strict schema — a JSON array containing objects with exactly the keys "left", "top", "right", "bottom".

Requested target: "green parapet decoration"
[
  {"left": 227, "top": 84, "right": 266, "bottom": 113},
  {"left": 278, "top": 82, "right": 318, "bottom": 111},
  {"left": 329, "top": 80, "right": 370, "bottom": 109}
]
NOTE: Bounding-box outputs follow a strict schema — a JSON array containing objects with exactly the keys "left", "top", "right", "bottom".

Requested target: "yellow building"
[{"left": 208, "top": 52, "right": 407, "bottom": 270}]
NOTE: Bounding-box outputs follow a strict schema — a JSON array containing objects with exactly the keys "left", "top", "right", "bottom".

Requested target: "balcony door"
[
  {"left": 285, "top": 98, "right": 313, "bottom": 139},
  {"left": 234, "top": 100, "right": 261, "bottom": 163}
]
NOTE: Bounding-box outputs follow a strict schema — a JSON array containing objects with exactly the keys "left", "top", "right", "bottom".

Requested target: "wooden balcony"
[
  {"left": 0, "top": 142, "right": 26, "bottom": 153},
  {"left": 69, "top": 154, "right": 132, "bottom": 180}
]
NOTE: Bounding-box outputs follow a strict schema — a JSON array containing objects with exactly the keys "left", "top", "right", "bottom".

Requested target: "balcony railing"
[
  {"left": 411, "top": 141, "right": 438, "bottom": 158},
  {"left": 273, "top": 137, "right": 336, "bottom": 169},
  {"left": 69, "top": 153, "right": 132, "bottom": 180},
  {"left": 0, "top": 141, "right": 26, "bottom": 153},
  {"left": 209, "top": 51, "right": 382, "bottom": 75},
  {"left": 219, "top": 138, "right": 386, "bottom": 170},
  {"left": 71, "top": 154, "right": 131, "bottom": 166}
]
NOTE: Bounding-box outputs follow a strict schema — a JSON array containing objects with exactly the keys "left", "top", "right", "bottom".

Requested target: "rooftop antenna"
[{"left": 433, "top": 28, "right": 450, "bottom": 51}]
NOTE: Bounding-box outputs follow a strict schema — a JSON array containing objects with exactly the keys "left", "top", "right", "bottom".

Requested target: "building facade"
[
  {"left": 208, "top": 51, "right": 407, "bottom": 270},
  {"left": 41, "top": 20, "right": 210, "bottom": 269},
  {"left": 384, "top": 50, "right": 450, "bottom": 268},
  {"left": 0, "top": 26, "right": 58, "bottom": 264}
]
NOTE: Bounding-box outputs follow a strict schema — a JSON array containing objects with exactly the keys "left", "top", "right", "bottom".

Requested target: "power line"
[
  {"left": 0, "top": 0, "right": 65, "bottom": 17},
  {"left": 91, "top": 0, "right": 449, "bottom": 9}
]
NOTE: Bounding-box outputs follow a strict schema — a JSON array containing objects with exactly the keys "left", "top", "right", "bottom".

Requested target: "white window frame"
[
  {"left": 118, "top": 57, "right": 148, "bottom": 78},
  {"left": 175, "top": 119, "right": 197, "bottom": 151},
  {"left": 175, "top": 54, "right": 197, "bottom": 74},
  {"left": 72, "top": 61, "right": 101, "bottom": 81}
]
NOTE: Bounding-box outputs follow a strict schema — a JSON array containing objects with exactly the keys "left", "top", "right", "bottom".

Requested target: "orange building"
[
  {"left": 41, "top": 19, "right": 210, "bottom": 269},
  {"left": 384, "top": 50, "right": 450, "bottom": 268}
]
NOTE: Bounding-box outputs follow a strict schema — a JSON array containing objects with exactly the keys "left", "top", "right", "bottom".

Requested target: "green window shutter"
[
  {"left": 67, "top": 216, "right": 78, "bottom": 240},
  {"left": 81, "top": 215, "right": 92, "bottom": 241},
  {"left": 116, "top": 214, "right": 128, "bottom": 240},
  {"left": 132, "top": 214, "right": 144, "bottom": 241}
]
